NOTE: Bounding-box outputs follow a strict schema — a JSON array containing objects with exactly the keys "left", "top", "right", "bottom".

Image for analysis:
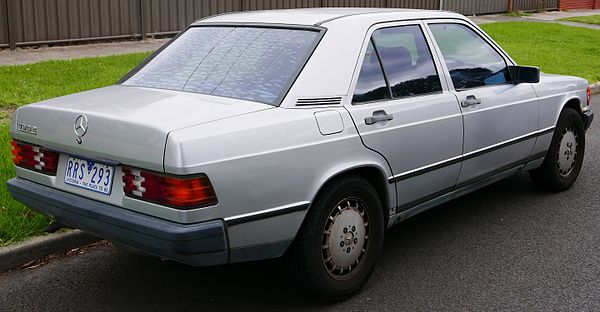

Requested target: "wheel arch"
[
  {"left": 561, "top": 97, "right": 586, "bottom": 122},
  {"left": 307, "top": 164, "right": 394, "bottom": 228},
  {"left": 563, "top": 97, "right": 581, "bottom": 112}
]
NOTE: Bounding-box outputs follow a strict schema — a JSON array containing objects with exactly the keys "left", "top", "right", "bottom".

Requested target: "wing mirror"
[{"left": 508, "top": 65, "right": 540, "bottom": 84}]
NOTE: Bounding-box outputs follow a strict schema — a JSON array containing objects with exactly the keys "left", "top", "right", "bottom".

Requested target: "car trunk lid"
[{"left": 13, "top": 85, "right": 272, "bottom": 171}]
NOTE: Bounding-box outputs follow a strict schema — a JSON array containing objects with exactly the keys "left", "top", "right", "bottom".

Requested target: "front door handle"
[
  {"left": 461, "top": 95, "right": 482, "bottom": 107},
  {"left": 365, "top": 110, "right": 393, "bottom": 125}
]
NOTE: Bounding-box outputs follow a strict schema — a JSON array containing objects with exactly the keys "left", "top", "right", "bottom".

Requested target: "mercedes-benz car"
[{"left": 8, "top": 8, "right": 593, "bottom": 300}]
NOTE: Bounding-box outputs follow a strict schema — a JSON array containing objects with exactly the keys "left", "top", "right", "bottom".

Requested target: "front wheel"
[
  {"left": 530, "top": 108, "right": 586, "bottom": 191},
  {"left": 286, "top": 176, "right": 385, "bottom": 301}
]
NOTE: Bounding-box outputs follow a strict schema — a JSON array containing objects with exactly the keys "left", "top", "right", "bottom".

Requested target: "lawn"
[
  {"left": 1, "top": 21, "right": 599, "bottom": 246},
  {"left": 0, "top": 52, "right": 150, "bottom": 107},
  {"left": 560, "top": 14, "right": 600, "bottom": 25},
  {"left": 0, "top": 52, "right": 149, "bottom": 246},
  {"left": 480, "top": 22, "right": 600, "bottom": 84}
]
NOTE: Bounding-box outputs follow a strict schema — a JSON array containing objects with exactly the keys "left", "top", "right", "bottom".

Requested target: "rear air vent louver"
[{"left": 296, "top": 97, "right": 342, "bottom": 106}]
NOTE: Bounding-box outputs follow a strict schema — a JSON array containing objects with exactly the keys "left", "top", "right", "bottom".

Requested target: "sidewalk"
[
  {"left": 471, "top": 9, "right": 600, "bottom": 30},
  {"left": 0, "top": 38, "right": 168, "bottom": 66}
]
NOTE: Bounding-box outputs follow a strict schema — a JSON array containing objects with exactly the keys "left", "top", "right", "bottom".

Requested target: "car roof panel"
[{"left": 193, "top": 8, "right": 462, "bottom": 27}]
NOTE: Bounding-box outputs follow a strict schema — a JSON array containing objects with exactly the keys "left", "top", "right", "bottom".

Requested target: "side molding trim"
[
  {"left": 388, "top": 126, "right": 555, "bottom": 183},
  {"left": 224, "top": 201, "right": 310, "bottom": 226}
]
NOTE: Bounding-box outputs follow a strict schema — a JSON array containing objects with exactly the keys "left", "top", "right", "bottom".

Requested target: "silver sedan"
[{"left": 8, "top": 8, "right": 594, "bottom": 300}]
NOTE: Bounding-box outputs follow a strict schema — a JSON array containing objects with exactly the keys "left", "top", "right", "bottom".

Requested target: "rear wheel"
[
  {"left": 530, "top": 108, "right": 585, "bottom": 191},
  {"left": 287, "top": 176, "right": 384, "bottom": 301}
]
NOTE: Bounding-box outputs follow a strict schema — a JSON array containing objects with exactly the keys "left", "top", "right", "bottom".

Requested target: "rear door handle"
[
  {"left": 461, "top": 95, "right": 482, "bottom": 107},
  {"left": 365, "top": 110, "right": 393, "bottom": 125}
]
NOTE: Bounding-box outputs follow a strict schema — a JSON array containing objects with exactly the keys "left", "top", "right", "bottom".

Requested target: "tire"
[
  {"left": 530, "top": 108, "right": 585, "bottom": 192},
  {"left": 286, "top": 176, "right": 385, "bottom": 301}
]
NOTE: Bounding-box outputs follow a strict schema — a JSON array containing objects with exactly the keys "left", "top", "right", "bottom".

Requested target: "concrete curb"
[
  {"left": 0, "top": 230, "right": 99, "bottom": 272},
  {"left": 590, "top": 82, "right": 600, "bottom": 95}
]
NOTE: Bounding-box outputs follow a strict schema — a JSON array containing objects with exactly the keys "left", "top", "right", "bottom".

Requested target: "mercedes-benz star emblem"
[{"left": 74, "top": 115, "right": 88, "bottom": 144}]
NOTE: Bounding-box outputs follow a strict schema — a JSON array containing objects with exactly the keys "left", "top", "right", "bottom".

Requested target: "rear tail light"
[
  {"left": 122, "top": 167, "right": 217, "bottom": 209},
  {"left": 11, "top": 140, "right": 59, "bottom": 175},
  {"left": 587, "top": 86, "right": 592, "bottom": 108}
]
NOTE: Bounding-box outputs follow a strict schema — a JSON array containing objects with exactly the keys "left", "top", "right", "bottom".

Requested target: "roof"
[{"left": 194, "top": 8, "right": 462, "bottom": 27}]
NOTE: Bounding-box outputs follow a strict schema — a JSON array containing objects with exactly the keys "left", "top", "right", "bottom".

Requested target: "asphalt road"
[{"left": 1, "top": 95, "right": 598, "bottom": 311}]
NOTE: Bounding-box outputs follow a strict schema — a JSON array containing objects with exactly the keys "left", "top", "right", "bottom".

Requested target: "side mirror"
[{"left": 508, "top": 65, "right": 540, "bottom": 84}]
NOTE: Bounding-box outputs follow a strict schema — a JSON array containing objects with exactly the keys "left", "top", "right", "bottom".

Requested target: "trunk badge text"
[
  {"left": 74, "top": 114, "right": 88, "bottom": 144},
  {"left": 17, "top": 123, "right": 37, "bottom": 135}
]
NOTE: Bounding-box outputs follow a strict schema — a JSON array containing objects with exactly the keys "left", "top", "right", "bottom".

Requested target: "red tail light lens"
[
  {"left": 588, "top": 86, "right": 592, "bottom": 107},
  {"left": 122, "top": 167, "right": 217, "bottom": 209},
  {"left": 11, "top": 140, "right": 59, "bottom": 175}
]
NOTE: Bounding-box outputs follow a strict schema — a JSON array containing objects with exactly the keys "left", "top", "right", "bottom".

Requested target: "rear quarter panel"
[{"left": 164, "top": 107, "right": 394, "bottom": 249}]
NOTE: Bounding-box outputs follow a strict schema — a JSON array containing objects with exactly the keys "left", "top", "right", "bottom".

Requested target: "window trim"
[
  {"left": 424, "top": 20, "right": 516, "bottom": 92},
  {"left": 350, "top": 21, "right": 446, "bottom": 106},
  {"left": 351, "top": 38, "right": 392, "bottom": 105},
  {"left": 370, "top": 38, "right": 393, "bottom": 101},
  {"left": 118, "top": 23, "right": 327, "bottom": 107}
]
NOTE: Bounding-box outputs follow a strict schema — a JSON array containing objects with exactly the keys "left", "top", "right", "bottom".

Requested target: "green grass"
[
  {"left": 0, "top": 52, "right": 149, "bottom": 246},
  {"left": 560, "top": 14, "right": 600, "bottom": 25},
  {"left": 0, "top": 52, "right": 150, "bottom": 107},
  {"left": 481, "top": 22, "right": 600, "bottom": 84}
]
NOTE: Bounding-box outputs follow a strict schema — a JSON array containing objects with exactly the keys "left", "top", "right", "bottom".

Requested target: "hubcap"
[
  {"left": 322, "top": 197, "right": 370, "bottom": 279},
  {"left": 557, "top": 127, "right": 578, "bottom": 177}
]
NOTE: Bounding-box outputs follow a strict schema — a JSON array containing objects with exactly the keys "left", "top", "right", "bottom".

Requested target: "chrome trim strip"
[
  {"left": 224, "top": 201, "right": 310, "bottom": 226},
  {"left": 387, "top": 126, "right": 555, "bottom": 183},
  {"left": 463, "top": 126, "right": 555, "bottom": 159},
  {"left": 389, "top": 154, "right": 463, "bottom": 182}
]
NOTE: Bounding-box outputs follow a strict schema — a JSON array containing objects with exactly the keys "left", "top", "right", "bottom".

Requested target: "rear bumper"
[
  {"left": 583, "top": 110, "right": 594, "bottom": 131},
  {"left": 7, "top": 178, "right": 228, "bottom": 267}
]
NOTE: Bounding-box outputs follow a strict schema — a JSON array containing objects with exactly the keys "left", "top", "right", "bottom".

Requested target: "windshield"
[{"left": 122, "top": 26, "right": 320, "bottom": 105}]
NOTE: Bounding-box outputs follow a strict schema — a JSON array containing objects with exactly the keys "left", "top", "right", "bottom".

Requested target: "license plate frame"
[{"left": 63, "top": 156, "right": 115, "bottom": 195}]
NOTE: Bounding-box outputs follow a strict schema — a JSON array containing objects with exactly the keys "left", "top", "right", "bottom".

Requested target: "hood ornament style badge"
[{"left": 74, "top": 114, "right": 88, "bottom": 144}]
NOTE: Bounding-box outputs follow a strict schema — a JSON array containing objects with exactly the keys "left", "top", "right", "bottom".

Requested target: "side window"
[
  {"left": 429, "top": 23, "right": 510, "bottom": 90},
  {"left": 372, "top": 25, "right": 442, "bottom": 98},
  {"left": 352, "top": 40, "right": 391, "bottom": 104}
]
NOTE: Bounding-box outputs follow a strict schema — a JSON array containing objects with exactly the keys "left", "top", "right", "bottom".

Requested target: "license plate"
[{"left": 64, "top": 156, "right": 115, "bottom": 195}]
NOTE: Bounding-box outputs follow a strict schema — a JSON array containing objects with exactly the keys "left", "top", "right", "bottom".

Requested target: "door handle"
[
  {"left": 461, "top": 95, "right": 482, "bottom": 107},
  {"left": 365, "top": 110, "right": 393, "bottom": 125}
]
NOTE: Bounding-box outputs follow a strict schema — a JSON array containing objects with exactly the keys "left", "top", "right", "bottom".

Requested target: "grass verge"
[
  {"left": 0, "top": 52, "right": 151, "bottom": 107},
  {"left": 560, "top": 14, "right": 600, "bottom": 25},
  {"left": 481, "top": 22, "right": 600, "bottom": 84}
]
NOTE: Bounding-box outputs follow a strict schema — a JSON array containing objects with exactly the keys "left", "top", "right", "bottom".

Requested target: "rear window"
[{"left": 122, "top": 26, "right": 320, "bottom": 105}]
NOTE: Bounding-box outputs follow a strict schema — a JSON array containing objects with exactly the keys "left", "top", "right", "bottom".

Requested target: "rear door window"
[
  {"left": 353, "top": 24, "right": 442, "bottom": 104},
  {"left": 372, "top": 25, "right": 443, "bottom": 98}
]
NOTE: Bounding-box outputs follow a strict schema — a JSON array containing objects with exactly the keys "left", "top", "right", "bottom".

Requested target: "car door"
[
  {"left": 345, "top": 21, "right": 463, "bottom": 210},
  {"left": 426, "top": 21, "right": 540, "bottom": 185}
]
